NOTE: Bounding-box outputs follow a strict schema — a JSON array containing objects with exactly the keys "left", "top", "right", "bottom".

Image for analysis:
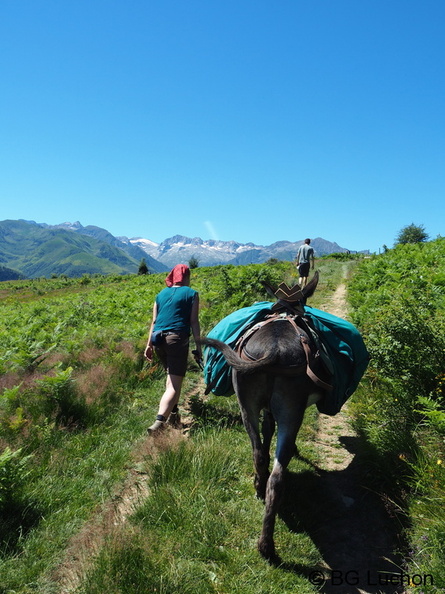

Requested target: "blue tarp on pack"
[
  {"left": 203, "top": 301, "right": 274, "bottom": 396},
  {"left": 203, "top": 302, "right": 369, "bottom": 415},
  {"left": 303, "top": 306, "right": 370, "bottom": 415}
]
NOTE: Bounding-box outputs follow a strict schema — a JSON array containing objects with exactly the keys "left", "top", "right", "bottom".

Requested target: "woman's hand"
[{"left": 144, "top": 344, "right": 153, "bottom": 361}]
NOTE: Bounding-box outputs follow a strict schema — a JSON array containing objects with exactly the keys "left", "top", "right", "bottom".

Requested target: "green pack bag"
[
  {"left": 203, "top": 301, "right": 274, "bottom": 396},
  {"left": 303, "top": 306, "right": 370, "bottom": 415},
  {"left": 203, "top": 302, "right": 369, "bottom": 415}
]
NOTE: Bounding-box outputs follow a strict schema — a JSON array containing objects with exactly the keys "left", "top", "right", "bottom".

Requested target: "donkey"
[{"left": 200, "top": 272, "right": 332, "bottom": 561}]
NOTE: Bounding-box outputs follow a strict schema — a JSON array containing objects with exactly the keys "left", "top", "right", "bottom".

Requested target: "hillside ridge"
[{"left": 0, "top": 219, "right": 360, "bottom": 280}]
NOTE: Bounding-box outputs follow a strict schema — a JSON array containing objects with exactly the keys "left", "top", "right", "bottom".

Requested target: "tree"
[
  {"left": 395, "top": 224, "right": 429, "bottom": 246},
  {"left": 188, "top": 255, "right": 199, "bottom": 269},
  {"left": 138, "top": 258, "right": 149, "bottom": 275}
]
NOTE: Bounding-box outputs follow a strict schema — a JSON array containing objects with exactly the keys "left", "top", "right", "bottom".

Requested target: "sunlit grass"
[
  {"left": 79, "top": 420, "right": 322, "bottom": 594},
  {"left": 348, "top": 240, "right": 445, "bottom": 592},
  {"left": 1, "top": 258, "right": 397, "bottom": 593}
]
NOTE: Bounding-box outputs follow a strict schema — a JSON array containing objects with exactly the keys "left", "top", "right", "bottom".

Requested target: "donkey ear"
[
  {"left": 261, "top": 280, "right": 278, "bottom": 299},
  {"left": 302, "top": 270, "right": 319, "bottom": 299}
]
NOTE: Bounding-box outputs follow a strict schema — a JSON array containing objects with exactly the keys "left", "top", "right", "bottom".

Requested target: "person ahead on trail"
[
  {"left": 144, "top": 264, "right": 202, "bottom": 434},
  {"left": 296, "top": 238, "right": 315, "bottom": 287}
]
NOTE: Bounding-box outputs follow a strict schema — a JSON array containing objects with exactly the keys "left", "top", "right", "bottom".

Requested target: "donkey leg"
[
  {"left": 241, "top": 406, "right": 270, "bottom": 500},
  {"left": 258, "top": 380, "right": 308, "bottom": 560},
  {"left": 235, "top": 373, "right": 270, "bottom": 499},
  {"left": 261, "top": 410, "right": 275, "bottom": 470},
  {"left": 258, "top": 459, "right": 285, "bottom": 560}
]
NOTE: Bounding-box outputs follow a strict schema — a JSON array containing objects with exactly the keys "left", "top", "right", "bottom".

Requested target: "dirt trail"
[
  {"left": 51, "top": 271, "right": 405, "bottom": 594},
  {"left": 315, "top": 281, "right": 356, "bottom": 473},
  {"left": 50, "top": 385, "right": 200, "bottom": 593},
  {"left": 309, "top": 270, "right": 406, "bottom": 594}
]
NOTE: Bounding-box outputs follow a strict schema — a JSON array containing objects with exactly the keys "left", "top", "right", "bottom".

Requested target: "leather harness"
[{"left": 235, "top": 313, "right": 333, "bottom": 392}]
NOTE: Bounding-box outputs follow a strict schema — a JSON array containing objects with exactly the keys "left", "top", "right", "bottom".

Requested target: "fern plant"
[{"left": 0, "top": 447, "right": 32, "bottom": 511}]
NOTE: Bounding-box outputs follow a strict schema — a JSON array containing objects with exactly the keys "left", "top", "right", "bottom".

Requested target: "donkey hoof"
[
  {"left": 258, "top": 538, "right": 276, "bottom": 562},
  {"left": 254, "top": 478, "right": 268, "bottom": 501},
  {"left": 255, "top": 488, "right": 266, "bottom": 502}
]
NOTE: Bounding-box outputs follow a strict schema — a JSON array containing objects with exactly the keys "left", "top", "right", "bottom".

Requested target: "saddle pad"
[{"left": 203, "top": 301, "right": 274, "bottom": 396}]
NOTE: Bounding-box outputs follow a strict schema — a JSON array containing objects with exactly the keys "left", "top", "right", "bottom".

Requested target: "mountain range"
[
  {"left": 121, "top": 234, "right": 350, "bottom": 269},
  {"left": 0, "top": 219, "right": 352, "bottom": 281}
]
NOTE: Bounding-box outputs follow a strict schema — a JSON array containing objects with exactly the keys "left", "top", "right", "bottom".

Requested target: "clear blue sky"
[{"left": 1, "top": 0, "right": 444, "bottom": 254}]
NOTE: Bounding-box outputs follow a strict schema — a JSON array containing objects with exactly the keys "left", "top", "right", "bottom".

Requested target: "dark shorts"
[
  {"left": 298, "top": 262, "right": 310, "bottom": 278},
  {"left": 155, "top": 333, "right": 190, "bottom": 377}
]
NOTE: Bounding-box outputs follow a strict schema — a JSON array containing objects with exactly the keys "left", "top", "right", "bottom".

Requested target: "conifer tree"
[
  {"left": 188, "top": 256, "right": 199, "bottom": 269},
  {"left": 138, "top": 258, "right": 149, "bottom": 275}
]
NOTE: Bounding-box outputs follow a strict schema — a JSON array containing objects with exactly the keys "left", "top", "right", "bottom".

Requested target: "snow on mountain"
[
  {"left": 120, "top": 237, "right": 159, "bottom": 249},
  {"left": 16, "top": 221, "right": 354, "bottom": 271},
  {"left": 127, "top": 234, "right": 351, "bottom": 268}
]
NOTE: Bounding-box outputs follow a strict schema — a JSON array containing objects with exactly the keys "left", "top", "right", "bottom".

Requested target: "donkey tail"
[{"left": 199, "top": 337, "right": 277, "bottom": 374}]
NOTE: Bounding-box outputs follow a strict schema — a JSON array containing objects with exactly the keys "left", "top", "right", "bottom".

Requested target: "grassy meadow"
[{"left": 0, "top": 249, "right": 444, "bottom": 593}]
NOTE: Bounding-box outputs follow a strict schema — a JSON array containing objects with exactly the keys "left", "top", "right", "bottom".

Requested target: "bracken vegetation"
[
  {"left": 348, "top": 237, "right": 445, "bottom": 592},
  {"left": 0, "top": 249, "right": 444, "bottom": 592}
]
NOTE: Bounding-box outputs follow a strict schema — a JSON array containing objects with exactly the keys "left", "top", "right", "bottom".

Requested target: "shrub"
[
  {"left": 348, "top": 238, "right": 445, "bottom": 589},
  {"left": 35, "top": 367, "right": 88, "bottom": 427},
  {"left": 0, "top": 447, "right": 31, "bottom": 511}
]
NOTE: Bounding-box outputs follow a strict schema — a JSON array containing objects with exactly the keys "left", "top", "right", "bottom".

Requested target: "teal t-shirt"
[{"left": 154, "top": 286, "right": 197, "bottom": 335}]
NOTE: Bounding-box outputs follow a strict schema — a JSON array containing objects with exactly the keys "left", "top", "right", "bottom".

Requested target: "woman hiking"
[{"left": 144, "top": 264, "right": 202, "bottom": 434}]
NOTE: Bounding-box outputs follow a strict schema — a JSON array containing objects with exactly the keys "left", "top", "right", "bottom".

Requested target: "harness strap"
[
  {"left": 300, "top": 335, "right": 333, "bottom": 391},
  {"left": 235, "top": 315, "right": 279, "bottom": 358},
  {"left": 236, "top": 313, "right": 333, "bottom": 391}
]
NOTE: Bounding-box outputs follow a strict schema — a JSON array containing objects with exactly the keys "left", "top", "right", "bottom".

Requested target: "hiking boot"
[
  {"left": 167, "top": 410, "right": 182, "bottom": 428},
  {"left": 147, "top": 415, "right": 167, "bottom": 435},
  {"left": 147, "top": 419, "right": 165, "bottom": 435}
]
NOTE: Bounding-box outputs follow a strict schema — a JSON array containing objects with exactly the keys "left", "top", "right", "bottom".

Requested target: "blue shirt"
[{"left": 154, "top": 286, "right": 197, "bottom": 335}]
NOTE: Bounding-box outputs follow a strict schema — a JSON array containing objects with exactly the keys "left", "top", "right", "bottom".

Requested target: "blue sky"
[{"left": 1, "top": 0, "right": 444, "bottom": 254}]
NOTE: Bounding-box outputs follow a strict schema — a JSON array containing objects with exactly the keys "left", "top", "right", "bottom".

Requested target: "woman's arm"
[
  {"left": 190, "top": 294, "right": 202, "bottom": 358},
  {"left": 144, "top": 302, "right": 158, "bottom": 361}
]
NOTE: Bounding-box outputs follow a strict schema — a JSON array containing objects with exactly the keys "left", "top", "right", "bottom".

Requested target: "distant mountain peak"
[
  {"left": 62, "top": 221, "right": 83, "bottom": 229},
  {"left": 129, "top": 233, "right": 351, "bottom": 268},
  {"left": 122, "top": 236, "right": 159, "bottom": 250},
  {"left": 2, "top": 219, "right": 356, "bottom": 280}
]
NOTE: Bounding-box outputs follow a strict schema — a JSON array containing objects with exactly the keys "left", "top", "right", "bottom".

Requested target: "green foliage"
[
  {"left": 348, "top": 237, "right": 445, "bottom": 590},
  {"left": 348, "top": 240, "right": 445, "bottom": 438},
  {"left": 416, "top": 395, "right": 445, "bottom": 434},
  {"left": 0, "top": 447, "right": 32, "bottom": 511},
  {"left": 395, "top": 223, "right": 429, "bottom": 245},
  {"left": 0, "top": 260, "right": 339, "bottom": 591},
  {"left": 36, "top": 367, "right": 87, "bottom": 426},
  {"left": 321, "top": 252, "right": 364, "bottom": 261},
  {"left": 0, "top": 447, "right": 39, "bottom": 558},
  {"left": 188, "top": 255, "right": 199, "bottom": 269},
  {"left": 137, "top": 258, "right": 149, "bottom": 275}
]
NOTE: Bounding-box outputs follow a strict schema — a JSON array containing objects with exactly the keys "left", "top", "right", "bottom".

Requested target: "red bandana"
[{"left": 165, "top": 264, "right": 190, "bottom": 287}]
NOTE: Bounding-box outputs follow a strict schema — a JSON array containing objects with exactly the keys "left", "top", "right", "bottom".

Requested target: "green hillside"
[
  {"left": 0, "top": 260, "right": 336, "bottom": 592},
  {"left": 0, "top": 264, "right": 24, "bottom": 281},
  {"left": 1, "top": 252, "right": 444, "bottom": 591},
  {"left": 0, "top": 220, "right": 146, "bottom": 278}
]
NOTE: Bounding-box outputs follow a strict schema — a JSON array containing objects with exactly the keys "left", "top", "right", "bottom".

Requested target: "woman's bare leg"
[{"left": 148, "top": 374, "right": 184, "bottom": 433}]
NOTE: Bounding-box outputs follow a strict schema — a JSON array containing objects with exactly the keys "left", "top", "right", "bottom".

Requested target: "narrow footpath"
[
  {"left": 311, "top": 276, "right": 406, "bottom": 594},
  {"left": 51, "top": 272, "right": 406, "bottom": 594}
]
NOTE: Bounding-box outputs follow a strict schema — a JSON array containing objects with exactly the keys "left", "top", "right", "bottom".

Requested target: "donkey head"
[{"left": 262, "top": 270, "right": 319, "bottom": 310}]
